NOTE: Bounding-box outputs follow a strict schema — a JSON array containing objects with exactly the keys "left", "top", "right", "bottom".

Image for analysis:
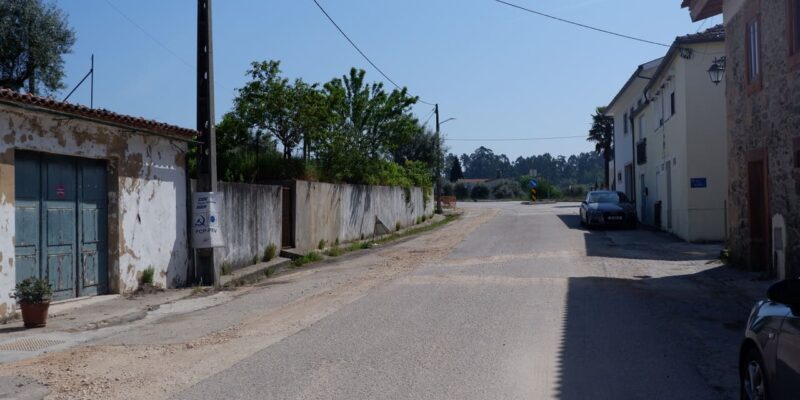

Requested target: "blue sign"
[
  {"left": 690, "top": 178, "right": 707, "bottom": 188},
  {"left": 529, "top": 179, "right": 538, "bottom": 189}
]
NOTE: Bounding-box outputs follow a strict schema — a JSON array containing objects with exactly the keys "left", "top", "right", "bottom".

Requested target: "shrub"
[
  {"left": 454, "top": 183, "right": 469, "bottom": 200},
  {"left": 490, "top": 180, "right": 521, "bottom": 199},
  {"left": 396, "top": 221, "right": 402, "bottom": 231},
  {"left": 12, "top": 277, "right": 52, "bottom": 304},
  {"left": 221, "top": 263, "right": 232, "bottom": 276},
  {"left": 471, "top": 184, "right": 490, "bottom": 200},
  {"left": 292, "top": 252, "right": 323, "bottom": 267},
  {"left": 325, "top": 246, "right": 344, "bottom": 257},
  {"left": 441, "top": 182, "right": 455, "bottom": 196},
  {"left": 263, "top": 243, "right": 278, "bottom": 262},
  {"left": 141, "top": 267, "right": 155, "bottom": 285},
  {"left": 318, "top": 239, "right": 326, "bottom": 250}
]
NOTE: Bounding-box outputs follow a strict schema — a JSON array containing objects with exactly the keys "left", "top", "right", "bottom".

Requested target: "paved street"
[{"left": 2, "top": 202, "right": 767, "bottom": 399}]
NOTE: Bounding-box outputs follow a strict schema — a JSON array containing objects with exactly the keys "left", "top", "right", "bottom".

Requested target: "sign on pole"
[{"left": 192, "top": 192, "right": 224, "bottom": 248}]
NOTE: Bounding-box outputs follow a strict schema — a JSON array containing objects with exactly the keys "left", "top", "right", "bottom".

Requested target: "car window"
[{"left": 587, "top": 192, "right": 620, "bottom": 204}]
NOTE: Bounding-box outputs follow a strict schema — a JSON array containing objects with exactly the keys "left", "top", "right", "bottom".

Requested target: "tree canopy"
[
  {"left": 587, "top": 106, "right": 614, "bottom": 186},
  {"left": 0, "top": 0, "right": 75, "bottom": 95}
]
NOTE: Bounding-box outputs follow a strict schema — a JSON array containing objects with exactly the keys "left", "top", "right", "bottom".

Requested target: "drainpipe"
[{"left": 629, "top": 113, "right": 637, "bottom": 207}]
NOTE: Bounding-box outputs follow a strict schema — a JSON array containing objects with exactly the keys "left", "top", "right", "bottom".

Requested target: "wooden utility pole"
[
  {"left": 434, "top": 104, "right": 443, "bottom": 214},
  {"left": 195, "top": 0, "right": 218, "bottom": 285}
]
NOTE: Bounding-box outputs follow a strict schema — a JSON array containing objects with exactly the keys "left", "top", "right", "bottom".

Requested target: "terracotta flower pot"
[{"left": 20, "top": 302, "right": 50, "bottom": 328}]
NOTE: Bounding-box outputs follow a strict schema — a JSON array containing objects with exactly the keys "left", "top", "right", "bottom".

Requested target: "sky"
[{"left": 54, "top": 0, "right": 720, "bottom": 160}]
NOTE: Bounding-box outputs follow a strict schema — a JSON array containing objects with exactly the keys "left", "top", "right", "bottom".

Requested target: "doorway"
[{"left": 747, "top": 154, "right": 770, "bottom": 272}]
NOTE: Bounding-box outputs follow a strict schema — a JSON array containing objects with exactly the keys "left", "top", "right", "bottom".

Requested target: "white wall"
[{"left": 0, "top": 103, "right": 190, "bottom": 315}]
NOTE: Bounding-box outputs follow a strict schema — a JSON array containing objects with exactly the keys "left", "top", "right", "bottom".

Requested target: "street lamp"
[{"left": 708, "top": 57, "right": 726, "bottom": 85}]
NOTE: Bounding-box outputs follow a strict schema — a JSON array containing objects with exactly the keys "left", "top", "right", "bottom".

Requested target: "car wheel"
[{"left": 741, "top": 348, "right": 768, "bottom": 400}]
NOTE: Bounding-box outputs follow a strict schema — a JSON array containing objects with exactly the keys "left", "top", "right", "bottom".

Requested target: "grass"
[
  {"left": 318, "top": 239, "right": 326, "bottom": 250},
  {"left": 141, "top": 266, "right": 155, "bottom": 285},
  {"left": 325, "top": 246, "right": 344, "bottom": 257},
  {"left": 221, "top": 262, "right": 232, "bottom": 276},
  {"left": 292, "top": 252, "right": 324, "bottom": 268},
  {"left": 263, "top": 243, "right": 278, "bottom": 262}
]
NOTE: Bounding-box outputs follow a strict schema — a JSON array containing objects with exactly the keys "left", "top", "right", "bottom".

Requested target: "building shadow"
[
  {"left": 553, "top": 267, "right": 764, "bottom": 400},
  {"left": 556, "top": 214, "right": 721, "bottom": 262}
]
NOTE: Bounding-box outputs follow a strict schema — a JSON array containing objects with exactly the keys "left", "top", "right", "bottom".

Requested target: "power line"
[
  {"left": 491, "top": 0, "right": 671, "bottom": 48},
  {"left": 310, "top": 0, "right": 436, "bottom": 106},
  {"left": 447, "top": 135, "right": 587, "bottom": 142},
  {"left": 102, "top": 0, "right": 193, "bottom": 69}
]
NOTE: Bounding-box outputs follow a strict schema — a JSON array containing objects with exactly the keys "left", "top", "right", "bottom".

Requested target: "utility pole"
[
  {"left": 195, "top": 0, "right": 218, "bottom": 286},
  {"left": 434, "top": 104, "right": 443, "bottom": 214}
]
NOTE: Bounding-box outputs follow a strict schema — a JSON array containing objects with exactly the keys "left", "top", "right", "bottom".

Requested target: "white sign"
[{"left": 192, "top": 192, "right": 224, "bottom": 248}]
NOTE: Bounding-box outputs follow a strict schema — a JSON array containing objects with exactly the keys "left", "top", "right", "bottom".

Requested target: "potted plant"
[{"left": 12, "top": 277, "right": 52, "bottom": 328}]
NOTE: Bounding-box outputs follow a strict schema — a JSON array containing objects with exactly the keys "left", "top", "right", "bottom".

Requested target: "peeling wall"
[
  {"left": 293, "top": 180, "right": 434, "bottom": 252},
  {"left": 209, "top": 182, "right": 282, "bottom": 270},
  {"left": 0, "top": 103, "right": 190, "bottom": 314}
]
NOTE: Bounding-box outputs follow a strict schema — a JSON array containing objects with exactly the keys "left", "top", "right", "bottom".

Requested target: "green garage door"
[{"left": 14, "top": 151, "right": 108, "bottom": 300}]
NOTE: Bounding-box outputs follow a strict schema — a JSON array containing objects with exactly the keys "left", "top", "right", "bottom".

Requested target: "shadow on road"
[
  {"left": 554, "top": 267, "right": 762, "bottom": 400},
  {"left": 555, "top": 214, "right": 721, "bottom": 262}
]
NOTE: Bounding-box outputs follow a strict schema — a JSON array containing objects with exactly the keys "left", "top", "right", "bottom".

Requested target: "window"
[
  {"left": 670, "top": 92, "right": 676, "bottom": 116},
  {"left": 623, "top": 113, "right": 628, "bottom": 134},
  {"left": 746, "top": 16, "right": 762, "bottom": 87}
]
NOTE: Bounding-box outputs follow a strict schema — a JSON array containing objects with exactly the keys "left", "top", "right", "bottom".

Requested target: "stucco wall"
[
  {"left": 293, "top": 180, "right": 433, "bottom": 252},
  {"left": 725, "top": 1, "right": 800, "bottom": 277},
  {"left": 210, "top": 182, "right": 282, "bottom": 270},
  {"left": 0, "top": 103, "right": 190, "bottom": 315}
]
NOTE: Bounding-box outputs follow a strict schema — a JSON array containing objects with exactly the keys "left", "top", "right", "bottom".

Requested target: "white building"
[
  {"left": 0, "top": 89, "right": 194, "bottom": 316},
  {"left": 606, "top": 58, "right": 663, "bottom": 199},
  {"left": 631, "top": 26, "right": 728, "bottom": 242}
]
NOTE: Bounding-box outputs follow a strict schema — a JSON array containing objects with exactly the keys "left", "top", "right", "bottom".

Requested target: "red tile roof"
[{"left": 0, "top": 88, "right": 197, "bottom": 139}]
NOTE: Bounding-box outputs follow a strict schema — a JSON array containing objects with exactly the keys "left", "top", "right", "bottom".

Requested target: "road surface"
[{"left": 2, "top": 202, "right": 765, "bottom": 400}]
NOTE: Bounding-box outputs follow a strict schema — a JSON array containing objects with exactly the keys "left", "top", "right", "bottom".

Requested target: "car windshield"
[{"left": 587, "top": 192, "right": 621, "bottom": 204}]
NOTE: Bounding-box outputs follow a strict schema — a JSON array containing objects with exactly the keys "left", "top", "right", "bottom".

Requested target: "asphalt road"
[{"left": 173, "top": 202, "right": 761, "bottom": 400}]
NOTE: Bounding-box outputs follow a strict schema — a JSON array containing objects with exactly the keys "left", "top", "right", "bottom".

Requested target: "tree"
[
  {"left": 587, "top": 106, "right": 614, "bottom": 187},
  {"left": 0, "top": 0, "right": 75, "bottom": 94},
  {"left": 448, "top": 155, "right": 464, "bottom": 182}
]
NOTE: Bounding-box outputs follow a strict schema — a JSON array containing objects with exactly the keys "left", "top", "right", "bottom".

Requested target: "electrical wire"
[
  {"left": 310, "top": 0, "right": 437, "bottom": 106},
  {"left": 491, "top": 0, "right": 672, "bottom": 48},
  {"left": 420, "top": 108, "right": 436, "bottom": 128},
  {"left": 102, "top": 0, "right": 194, "bottom": 69},
  {"left": 447, "top": 135, "right": 587, "bottom": 142}
]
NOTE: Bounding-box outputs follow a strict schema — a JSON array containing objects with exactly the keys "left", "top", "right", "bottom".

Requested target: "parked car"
[
  {"left": 740, "top": 279, "right": 800, "bottom": 400},
  {"left": 579, "top": 190, "right": 636, "bottom": 229}
]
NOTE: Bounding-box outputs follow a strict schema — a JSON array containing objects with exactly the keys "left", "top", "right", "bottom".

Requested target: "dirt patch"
[{"left": 0, "top": 208, "right": 497, "bottom": 400}]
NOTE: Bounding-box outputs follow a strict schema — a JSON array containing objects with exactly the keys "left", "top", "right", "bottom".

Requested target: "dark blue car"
[
  {"left": 740, "top": 279, "right": 800, "bottom": 400},
  {"left": 579, "top": 190, "right": 637, "bottom": 229}
]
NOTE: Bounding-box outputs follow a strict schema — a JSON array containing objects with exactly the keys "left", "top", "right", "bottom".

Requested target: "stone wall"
[
  {"left": 725, "top": 1, "right": 800, "bottom": 277},
  {"left": 292, "top": 180, "right": 434, "bottom": 252},
  {"left": 210, "top": 182, "right": 282, "bottom": 271}
]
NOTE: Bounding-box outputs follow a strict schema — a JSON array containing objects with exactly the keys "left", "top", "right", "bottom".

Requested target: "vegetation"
[
  {"left": 263, "top": 243, "right": 278, "bottom": 262},
  {"left": 221, "top": 263, "right": 232, "bottom": 276},
  {"left": 454, "top": 183, "right": 469, "bottom": 200},
  {"left": 0, "top": 0, "right": 76, "bottom": 95},
  {"left": 208, "top": 61, "right": 439, "bottom": 195},
  {"left": 141, "top": 267, "right": 155, "bottom": 286},
  {"left": 587, "top": 106, "right": 614, "bottom": 187},
  {"left": 470, "top": 184, "right": 490, "bottom": 200},
  {"left": 448, "top": 155, "right": 464, "bottom": 182},
  {"left": 292, "top": 252, "right": 323, "bottom": 268},
  {"left": 12, "top": 277, "right": 52, "bottom": 304},
  {"left": 325, "top": 246, "right": 344, "bottom": 257},
  {"left": 318, "top": 239, "right": 326, "bottom": 250}
]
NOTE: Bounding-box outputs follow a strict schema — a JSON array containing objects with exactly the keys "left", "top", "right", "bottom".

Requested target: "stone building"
[
  {"left": 681, "top": 0, "right": 800, "bottom": 278},
  {"left": 0, "top": 89, "right": 195, "bottom": 316}
]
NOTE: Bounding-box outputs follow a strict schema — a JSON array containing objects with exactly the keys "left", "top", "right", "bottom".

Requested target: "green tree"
[
  {"left": 0, "top": 0, "right": 75, "bottom": 94},
  {"left": 587, "top": 106, "right": 614, "bottom": 188},
  {"left": 448, "top": 155, "right": 464, "bottom": 182}
]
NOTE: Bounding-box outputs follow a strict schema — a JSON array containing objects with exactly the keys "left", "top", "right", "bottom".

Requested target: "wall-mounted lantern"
[{"left": 707, "top": 57, "right": 726, "bottom": 85}]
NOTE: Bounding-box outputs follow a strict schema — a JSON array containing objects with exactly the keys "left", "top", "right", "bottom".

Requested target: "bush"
[
  {"left": 471, "top": 184, "right": 490, "bottom": 200},
  {"left": 441, "top": 182, "right": 454, "bottom": 196},
  {"left": 12, "top": 277, "right": 52, "bottom": 304},
  {"left": 292, "top": 252, "right": 323, "bottom": 267},
  {"left": 221, "top": 263, "right": 232, "bottom": 276},
  {"left": 454, "top": 183, "right": 469, "bottom": 199},
  {"left": 263, "top": 243, "right": 278, "bottom": 262},
  {"left": 490, "top": 179, "right": 521, "bottom": 199},
  {"left": 141, "top": 267, "right": 155, "bottom": 285},
  {"left": 318, "top": 239, "right": 326, "bottom": 250}
]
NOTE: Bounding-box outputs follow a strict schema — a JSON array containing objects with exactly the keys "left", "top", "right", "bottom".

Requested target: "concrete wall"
[
  {"left": 210, "top": 182, "right": 282, "bottom": 270},
  {"left": 0, "top": 103, "right": 190, "bottom": 315},
  {"left": 725, "top": 1, "right": 800, "bottom": 277},
  {"left": 293, "top": 180, "right": 434, "bottom": 252}
]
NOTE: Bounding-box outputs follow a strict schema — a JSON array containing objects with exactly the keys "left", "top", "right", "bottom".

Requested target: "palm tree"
[{"left": 587, "top": 106, "right": 614, "bottom": 188}]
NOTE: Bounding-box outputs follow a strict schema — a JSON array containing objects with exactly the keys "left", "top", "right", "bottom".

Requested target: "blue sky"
[{"left": 55, "top": 0, "right": 719, "bottom": 160}]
